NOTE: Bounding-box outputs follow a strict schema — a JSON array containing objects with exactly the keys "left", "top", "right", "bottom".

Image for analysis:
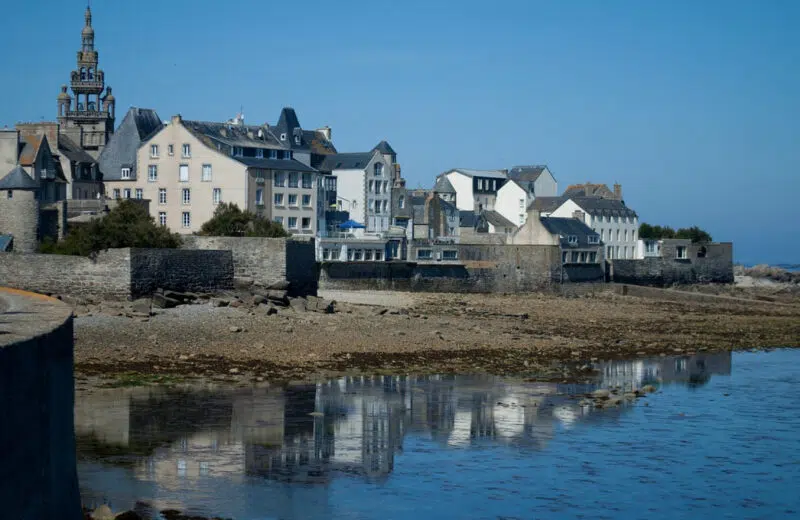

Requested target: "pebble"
[
  {"left": 229, "top": 326, "right": 242, "bottom": 333},
  {"left": 229, "top": 368, "right": 240, "bottom": 374}
]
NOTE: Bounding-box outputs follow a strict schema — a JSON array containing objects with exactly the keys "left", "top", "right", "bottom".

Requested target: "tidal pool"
[{"left": 76, "top": 350, "right": 800, "bottom": 520}]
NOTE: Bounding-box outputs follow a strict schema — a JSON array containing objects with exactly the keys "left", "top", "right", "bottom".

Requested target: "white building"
[
  {"left": 550, "top": 196, "right": 638, "bottom": 259},
  {"left": 435, "top": 168, "right": 508, "bottom": 212}
]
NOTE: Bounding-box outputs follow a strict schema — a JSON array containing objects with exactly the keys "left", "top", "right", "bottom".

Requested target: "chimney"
[
  {"left": 171, "top": 114, "right": 182, "bottom": 125},
  {"left": 613, "top": 183, "right": 622, "bottom": 200},
  {"left": 317, "top": 126, "right": 331, "bottom": 141},
  {"left": 572, "top": 210, "right": 585, "bottom": 222}
]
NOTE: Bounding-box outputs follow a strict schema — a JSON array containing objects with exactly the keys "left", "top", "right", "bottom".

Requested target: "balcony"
[
  {"left": 64, "top": 110, "right": 109, "bottom": 120},
  {"left": 70, "top": 80, "right": 105, "bottom": 92}
]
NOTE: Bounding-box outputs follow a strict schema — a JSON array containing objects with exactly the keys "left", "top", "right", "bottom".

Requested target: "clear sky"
[{"left": 1, "top": 0, "right": 798, "bottom": 264}]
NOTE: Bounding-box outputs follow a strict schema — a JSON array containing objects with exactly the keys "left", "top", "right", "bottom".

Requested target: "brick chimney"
[
  {"left": 171, "top": 114, "right": 182, "bottom": 125},
  {"left": 572, "top": 210, "right": 585, "bottom": 222},
  {"left": 613, "top": 183, "right": 622, "bottom": 200}
]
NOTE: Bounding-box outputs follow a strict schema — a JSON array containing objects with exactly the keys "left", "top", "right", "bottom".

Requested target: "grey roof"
[
  {"left": 508, "top": 165, "right": 547, "bottom": 182},
  {"left": 99, "top": 107, "right": 162, "bottom": 180},
  {"left": 570, "top": 197, "right": 638, "bottom": 218},
  {"left": 183, "top": 119, "right": 283, "bottom": 149},
  {"left": 373, "top": 140, "right": 396, "bottom": 156},
  {"left": 318, "top": 152, "right": 375, "bottom": 172},
  {"left": 446, "top": 168, "right": 507, "bottom": 179},
  {"left": 528, "top": 196, "right": 564, "bottom": 213},
  {"left": 235, "top": 157, "right": 318, "bottom": 173},
  {"left": 540, "top": 217, "right": 601, "bottom": 248},
  {"left": 459, "top": 210, "right": 477, "bottom": 228},
  {"left": 411, "top": 195, "right": 427, "bottom": 222},
  {"left": 432, "top": 175, "right": 456, "bottom": 193},
  {"left": 275, "top": 107, "right": 337, "bottom": 154},
  {"left": 58, "top": 135, "right": 96, "bottom": 164},
  {"left": 483, "top": 210, "right": 516, "bottom": 229},
  {"left": 0, "top": 165, "right": 39, "bottom": 190}
]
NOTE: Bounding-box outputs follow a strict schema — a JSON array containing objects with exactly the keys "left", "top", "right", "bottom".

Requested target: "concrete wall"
[
  {"left": 182, "top": 236, "right": 317, "bottom": 295},
  {"left": 319, "top": 244, "right": 561, "bottom": 293},
  {"left": 0, "top": 288, "right": 82, "bottom": 520},
  {"left": 0, "top": 248, "right": 235, "bottom": 300},
  {"left": 610, "top": 242, "right": 734, "bottom": 286}
]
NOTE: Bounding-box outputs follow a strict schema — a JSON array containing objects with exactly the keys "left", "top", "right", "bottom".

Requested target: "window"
[
  {"left": 589, "top": 252, "right": 597, "bottom": 263},
  {"left": 375, "top": 250, "right": 383, "bottom": 261},
  {"left": 382, "top": 200, "right": 388, "bottom": 214},
  {"left": 113, "top": 188, "right": 120, "bottom": 199},
  {"left": 121, "top": 167, "right": 131, "bottom": 179},
  {"left": 614, "top": 216, "right": 619, "bottom": 223},
  {"left": 6, "top": 190, "right": 11, "bottom": 199},
  {"left": 353, "top": 249, "right": 363, "bottom": 261},
  {"left": 624, "top": 229, "right": 628, "bottom": 242},
  {"left": 168, "top": 144, "right": 174, "bottom": 156},
  {"left": 579, "top": 252, "right": 587, "bottom": 263},
  {"left": 567, "top": 235, "right": 578, "bottom": 244},
  {"left": 233, "top": 146, "right": 243, "bottom": 157},
  {"left": 179, "top": 164, "right": 189, "bottom": 182},
  {"left": 562, "top": 251, "right": 568, "bottom": 264},
  {"left": 201, "top": 164, "right": 212, "bottom": 182},
  {"left": 182, "top": 143, "right": 191, "bottom": 158},
  {"left": 288, "top": 216, "right": 298, "bottom": 229},
  {"left": 301, "top": 217, "right": 311, "bottom": 230},
  {"left": 302, "top": 194, "right": 311, "bottom": 207},
  {"left": 256, "top": 188, "right": 264, "bottom": 206},
  {"left": 288, "top": 194, "right": 298, "bottom": 206},
  {"left": 123, "top": 188, "right": 131, "bottom": 199},
  {"left": 274, "top": 216, "right": 284, "bottom": 226},
  {"left": 148, "top": 165, "right": 158, "bottom": 182},
  {"left": 269, "top": 149, "right": 278, "bottom": 159},
  {"left": 633, "top": 230, "right": 637, "bottom": 241},
  {"left": 519, "top": 198, "right": 525, "bottom": 209},
  {"left": 159, "top": 211, "right": 166, "bottom": 226},
  {"left": 571, "top": 251, "right": 579, "bottom": 263},
  {"left": 256, "top": 148, "right": 264, "bottom": 159},
  {"left": 383, "top": 181, "right": 388, "bottom": 194},
  {"left": 477, "top": 179, "right": 483, "bottom": 190},
  {"left": 150, "top": 144, "right": 159, "bottom": 158},
  {"left": 213, "top": 188, "right": 222, "bottom": 205},
  {"left": 417, "top": 249, "right": 432, "bottom": 260},
  {"left": 645, "top": 240, "right": 657, "bottom": 254},
  {"left": 697, "top": 246, "right": 707, "bottom": 258},
  {"left": 158, "top": 188, "right": 166, "bottom": 204},
  {"left": 322, "top": 248, "right": 330, "bottom": 260},
  {"left": 302, "top": 173, "right": 312, "bottom": 189},
  {"left": 280, "top": 133, "right": 287, "bottom": 141},
  {"left": 442, "top": 250, "right": 458, "bottom": 260},
  {"left": 374, "top": 163, "right": 383, "bottom": 176},
  {"left": 616, "top": 229, "right": 620, "bottom": 241},
  {"left": 676, "top": 245, "right": 688, "bottom": 259},
  {"left": 274, "top": 193, "right": 284, "bottom": 206},
  {"left": 399, "top": 195, "right": 405, "bottom": 209},
  {"left": 519, "top": 214, "right": 525, "bottom": 225},
  {"left": 182, "top": 212, "right": 191, "bottom": 228},
  {"left": 368, "top": 180, "right": 374, "bottom": 193},
  {"left": 374, "top": 200, "right": 381, "bottom": 214},
  {"left": 363, "top": 249, "right": 373, "bottom": 261},
  {"left": 182, "top": 188, "right": 191, "bottom": 205},
  {"left": 588, "top": 234, "right": 600, "bottom": 244},
  {"left": 607, "top": 246, "right": 613, "bottom": 259},
  {"left": 274, "top": 172, "right": 285, "bottom": 187},
  {"left": 600, "top": 230, "right": 605, "bottom": 241},
  {"left": 135, "top": 188, "right": 143, "bottom": 200},
  {"left": 288, "top": 173, "right": 298, "bottom": 188},
  {"left": 615, "top": 246, "right": 620, "bottom": 258}
]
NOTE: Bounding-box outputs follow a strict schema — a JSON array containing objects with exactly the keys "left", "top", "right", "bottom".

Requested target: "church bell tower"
[{"left": 57, "top": 5, "right": 115, "bottom": 158}]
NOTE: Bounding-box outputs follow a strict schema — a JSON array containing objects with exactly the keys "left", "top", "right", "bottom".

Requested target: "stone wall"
[
  {"left": 128, "top": 248, "right": 234, "bottom": 298},
  {"left": 0, "top": 248, "right": 235, "bottom": 300},
  {"left": 611, "top": 242, "right": 734, "bottom": 286},
  {"left": 0, "top": 288, "right": 82, "bottom": 520},
  {"left": 319, "top": 244, "right": 561, "bottom": 293},
  {"left": 560, "top": 264, "right": 606, "bottom": 283},
  {"left": 0, "top": 189, "right": 39, "bottom": 253},
  {"left": 183, "top": 236, "right": 317, "bottom": 295}
]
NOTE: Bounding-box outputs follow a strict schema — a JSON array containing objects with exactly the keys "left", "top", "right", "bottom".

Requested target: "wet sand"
[{"left": 72, "top": 287, "right": 800, "bottom": 386}]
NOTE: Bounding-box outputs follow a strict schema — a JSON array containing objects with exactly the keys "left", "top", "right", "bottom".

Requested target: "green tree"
[
  {"left": 675, "top": 226, "right": 713, "bottom": 243},
  {"left": 638, "top": 222, "right": 711, "bottom": 242},
  {"left": 198, "top": 203, "right": 289, "bottom": 238},
  {"left": 39, "top": 200, "right": 182, "bottom": 256}
]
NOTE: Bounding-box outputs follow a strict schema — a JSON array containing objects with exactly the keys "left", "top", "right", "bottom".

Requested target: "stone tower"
[{"left": 57, "top": 6, "right": 115, "bottom": 159}]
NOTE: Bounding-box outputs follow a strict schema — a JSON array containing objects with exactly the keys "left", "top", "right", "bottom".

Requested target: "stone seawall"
[
  {"left": 0, "top": 288, "right": 82, "bottom": 520},
  {"left": 183, "top": 236, "right": 317, "bottom": 295},
  {"left": 320, "top": 244, "right": 562, "bottom": 293},
  {"left": 611, "top": 242, "right": 734, "bottom": 286},
  {"left": 129, "top": 248, "right": 234, "bottom": 298}
]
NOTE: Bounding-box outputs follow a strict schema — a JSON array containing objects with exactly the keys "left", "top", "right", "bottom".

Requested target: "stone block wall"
[
  {"left": 0, "top": 190, "right": 39, "bottom": 253},
  {"left": 0, "top": 289, "right": 82, "bottom": 520},
  {"left": 611, "top": 242, "right": 734, "bottom": 286},
  {"left": 129, "top": 248, "right": 234, "bottom": 298}
]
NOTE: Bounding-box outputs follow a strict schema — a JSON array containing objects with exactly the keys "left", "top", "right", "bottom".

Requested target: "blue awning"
[{"left": 338, "top": 219, "right": 366, "bottom": 229}]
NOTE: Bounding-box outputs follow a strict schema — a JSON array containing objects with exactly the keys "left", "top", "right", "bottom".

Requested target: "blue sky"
[{"left": 1, "top": 0, "right": 798, "bottom": 264}]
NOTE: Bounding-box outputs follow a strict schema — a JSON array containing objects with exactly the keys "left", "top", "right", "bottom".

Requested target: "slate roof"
[
  {"left": 183, "top": 119, "right": 283, "bottom": 149},
  {"left": 446, "top": 168, "right": 507, "bottom": 179},
  {"left": 318, "top": 152, "right": 376, "bottom": 172},
  {"left": 235, "top": 157, "right": 318, "bottom": 173},
  {"left": 410, "top": 194, "right": 427, "bottom": 222},
  {"left": 508, "top": 165, "right": 548, "bottom": 183},
  {"left": 540, "top": 217, "right": 601, "bottom": 248},
  {"left": 563, "top": 183, "right": 615, "bottom": 199},
  {"left": 432, "top": 175, "right": 456, "bottom": 193},
  {"left": 570, "top": 197, "right": 638, "bottom": 218},
  {"left": 373, "top": 140, "right": 396, "bottom": 156},
  {"left": 0, "top": 165, "right": 39, "bottom": 190},
  {"left": 483, "top": 210, "right": 516, "bottom": 229},
  {"left": 58, "top": 135, "right": 96, "bottom": 164},
  {"left": 274, "top": 107, "right": 337, "bottom": 154},
  {"left": 99, "top": 107, "right": 162, "bottom": 180},
  {"left": 459, "top": 210, "right": 477, "bottom": 228},
  {"left": 528, "top": 196, "right": 564, "bottom": 213}
]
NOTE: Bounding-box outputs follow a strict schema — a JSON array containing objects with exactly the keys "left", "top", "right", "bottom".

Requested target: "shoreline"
[{"left": 73, "top": 287, "right": 800, "bottom": 388}]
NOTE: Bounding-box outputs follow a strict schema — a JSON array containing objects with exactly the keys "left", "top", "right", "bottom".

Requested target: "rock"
[
  {"left": 178, "top": 354, "right": 189, "bottom": 361},
  {"left": 229, "top": 368, "right": 240, "bottom": 374},
  {"left": 253, "top": 294, "right": 266, "bottom": 305},
  {"left": 91, "top": 505, "right": 115, "bottom": 520},
  {"left": 234, "top": 277, "right": 255, "bottom": 289},
  {"left": 591, "top": 389, "right": 610, "bottom": 399},
  {"left": 229, "top": 299, "right": 243, "bottom": 308},
  {"left": 210, "top": 298, "right": 230, "bottom": 307},
  {"left": 267, "top": 280, "right": 291, "bottom": 291},
  {"left": 259, "top": 303, "right": 278, "bottom": 316},
  {"left": 114, "top": 512, "right": 143, "bottom": 520},
  {"left": 607, "top": 397, "right": 623, "bottom": 406},
  {"left": 289, "top": 297, "right": 307, "bottom": 312},
  {"left": 131, "top": 298, "right": 151, "bottom": 315},
  {"left": 267, "top": 290, "right": 289, "bottom": 305},
  {"left": 163, "top": 290, "right": 195, "bottom": 303},
  {"left": 377, "top": 308, "right": 389, "bottom": 315},
  {"left": 152, "top": 293, "right": 180, "bottom": 309},
  {"left": 229, "top": 326, "right": 242, "bottom": 333},
  {"left": 318, "top": 299, "right": 336, "bottom": 314},
  {"left": 642, "top": 384, "right": 657, "bottom": 393}
]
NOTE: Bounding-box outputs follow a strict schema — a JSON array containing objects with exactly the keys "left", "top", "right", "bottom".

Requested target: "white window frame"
[
  {"left": 213, "top": 188, "right": 222, "bottom": 205},
  {"left": 301, "top": 194, "right": 311, "bottom": 207},
  {"left": 182, "top": 188, "right": 191, "bottom": 205},
  {"left": 113, "top": 188, "right": 120, "bottom": 199},
  {"left": 150, "top": 144, "right": 159, "bottom": 158},
  {"left": 182, "top": 211, "right": 191, "bottom": 228},
  {"left": 255, "top": 148, "right": 264, "bottom": 159},
  {"left": 255, "top": 188, "right": 264, "bottom": 206},
  {"left": 121, "top": 167, "right": 131, "bottom": 180},
  {"left": 288, "top": 216, "right": 298, "bottom": 229},
  {"left": 417, "top": 249, "right": 432, "bottom": 260},
  {"left": 588, "top": 234, "right": 600, "bottom": 244},
  {"left": 274, "top": 172, "right": 285, "bottom": 187},
  {"left": 676, "top": 246, "right": 688, "bottom": 259},
  {"left": 288, "top": 194, "right": 298, "bottom": 207},
  {"left": 182, "top": 143, "right": 191, "bottom": 158},
  {"left": 179, "top": 164, "right": 189, "bottom": 182},
  {"left": 135, "top": 188, "right": 143, "bottom": 200},
  {"left": 158, "top": 188, "right": 167, "bottom": 205},
  {"left": 280, "top": 133, "right": 287, "bottom": 141},
  {"left": 442, "top": 250, "right": 458, "bottom": 260},
  {"left": 302, "top": 173, "right": 312, "bottom": 189},
  {"left": 159, "top": 211, "right": 167, "bottom": 226},
  {"left": 148, "top": 165, "right": 158, "bottom": 182},
  {"left": 274, "top": 193, "right": 284, "bottom": 206},
  {"left": 567, "top": 235, "right": 578, "bottom": 244},
  {"left": 288, "top": 172, "right": 298, "bottom": 188},
  {"left": 201, "top": 164, "right": 212, "bottom": 182},
  {"left": 123, "top": 188, "right": 131, "bottom": 199}
]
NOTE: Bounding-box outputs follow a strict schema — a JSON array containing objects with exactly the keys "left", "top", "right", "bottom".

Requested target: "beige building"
[{"left": 106, "top": 111, "right": 334, "bottom": 235}]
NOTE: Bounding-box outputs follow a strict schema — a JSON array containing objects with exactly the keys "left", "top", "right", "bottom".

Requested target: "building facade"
[{"left": 435, "top": 168, "right": 508, "bottom": 213}]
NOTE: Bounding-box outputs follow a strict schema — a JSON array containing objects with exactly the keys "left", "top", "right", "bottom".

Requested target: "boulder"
[
  {"left": 260, "top": 303, "right": 278, "bottom": 316},
  {"left": 289, "top": 297, "right": 307, "bottom": 312},
  {"left": 152, "top": 293, "right": 180, "bottom": 309},
  {"left": 210, "top": 298, "right": 229, "bottom": 307},
  {"left": 267, "top": 290, "right": 289, "bottom": 305},
  {"left": 591, "top": 389, "right": 610, "bottom": 399},
  {"left": 163, "top": 290, "right": 196, "bottom": 303},
  {"left": 267, "top": 280, "right": 291, "bottom": 291},
  {"left": 91, "top": 505, "right": 115, "bottom": 520},
  {"left": 131, "top": 298, "right": 151, "bottom": 315},
  {"left": 229, "top": 299, "right": 243, "bottom": 308},
  {"left": 253, "top": 294, "right": 266, "bottom": 305}
]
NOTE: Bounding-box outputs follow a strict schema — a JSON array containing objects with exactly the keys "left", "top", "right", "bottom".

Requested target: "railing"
[
  {"left": 64, "top": 110, "right": 108, "bottom": 119},
  {"left": 70, "top": 80, "right": 104, "bottom": 91}
]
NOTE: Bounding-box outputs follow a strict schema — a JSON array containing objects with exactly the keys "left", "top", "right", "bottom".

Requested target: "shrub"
[
  {"left": 639, "top": 223, "right": 712, "bottom": 243},
  {"left": 198, "top": 203, "right": 289, "bottom": 238}
]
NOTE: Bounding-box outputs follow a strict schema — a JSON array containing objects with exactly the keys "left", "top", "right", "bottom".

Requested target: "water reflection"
[{"left": 75, "top": 352, "right": 732, "bottom": 516}]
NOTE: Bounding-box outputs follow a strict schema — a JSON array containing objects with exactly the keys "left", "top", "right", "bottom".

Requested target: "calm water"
[{"left": 76, "top": 350, "right": 800, "bottom": 520}]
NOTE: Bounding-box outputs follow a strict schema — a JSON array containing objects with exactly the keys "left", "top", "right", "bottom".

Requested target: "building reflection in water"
[{"left": 75, "top": 352, "right": 732, "bottom": 505}]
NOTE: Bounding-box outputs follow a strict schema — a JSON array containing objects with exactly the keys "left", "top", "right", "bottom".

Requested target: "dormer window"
[
  {"left": 567, "top": 235, "right": 578, "bottom": 244},
  {"left": 121, "top": 167, "right": 131, "bottom": 180},
  {"left": 255, "top": 149, "right": 264, "bottom": 159},
  {"left": 588, "top": 234, "right": 600, "bottom": 244},
  {"left": 269, "top": 149, "right": 278, "bottom": 159},
  {"left": 233, "top": 146, "right": 243, "bottom": 157},
  {"left": 280, "top": 133, "right": 287, "bottom": 141},
  {"left": 294, "top": 135, "right": 301, "bottom": 145},
  {"left": 374, "top": 163, "right": 383, "bottom": 176}
]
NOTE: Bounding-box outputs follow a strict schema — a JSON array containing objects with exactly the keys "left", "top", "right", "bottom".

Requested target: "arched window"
[
  {"left": 88, "top": 68, "right": 94, "bottom": 80},
  {"left": 87, "top": 101, "right": 96, "bottom": 111},
  {"left": 398, "top": 195, "right": 405, "bottom": 209},
  {"left": 80, "top": 67, "right": 87, "bottom": 80},
  {"left": 77, "top": 102, "right": 84, "bottom": 112},
  {"left": 374, "top": 163, "right": 383, "bottom": 176}
]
